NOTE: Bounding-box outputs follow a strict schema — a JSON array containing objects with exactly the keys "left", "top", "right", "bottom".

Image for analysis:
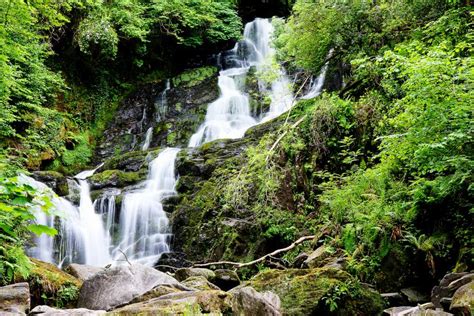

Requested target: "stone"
[
  {"left": 127, "top": 285, "right": 186, "bottom": 304},
  {"left": 230, "top": 286, "right": 281, "bottom": 316},
  {"left": 0, "top": 283, "right": 30, "bottom": 314},
  {"left": 292, "top": 252, "right": 308, "bottom": 268},
  {"left": 447, "top": 273, "right": 474, "bottom": 291},
  {"left": 440, "top": 297, "right": 452, "bottom": 311},
  {"left": 381, "top": 292, "right": 406, "bottom": 307},
  {"left": 401, "top": 287, "right": 430, "bottom": 304},
  {"left": 439, "top": 272, "right": 470, "bottom": 287},
  {"left": 246, "top": 268, "right": 384, "bottom": 316},
  {"left": 432, "top": 273, "right": 474, "bottom": 308},
  {"left": 181, "top": 276, "right": 221, "bottom": 291},
  {"left": 174, "top": 267, "right": 216, "bottom": 282},
  {"left": 65, "top": 264, "right": 103, "bottom": 281},
  {"left": 384, "top": 306, "right": 416, "bottom": 315},
  {"left": 78, "top": 264, "right": 180, "bottom": 311},
  {"left": 303, "top": 245, "right": 331, "bottom": 268},
  {"left": 210, "top": 269, "right": 241, "bottom": 291},
  {"left": 29, "top": 305, "right": 106, "bottom": 315},
  {"left": 450, "top": 280, "right": 474, "bottom": 315},
  {"left": 110, "top": 290, "right": 232, "bottom": 315}
]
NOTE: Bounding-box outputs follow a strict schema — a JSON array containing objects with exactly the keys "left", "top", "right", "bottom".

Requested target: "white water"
[
  {"left": 189, "top": 18, "right": 294, "bottom": 147},
  {"left": 142, "top": 127, "right": 153, "bottom": 151},
  {"left": 301, "top": 63, "right": 328, "bottom": 100},
  {"left": 111, "top": 147, "right": 178, "bottom": 266}
]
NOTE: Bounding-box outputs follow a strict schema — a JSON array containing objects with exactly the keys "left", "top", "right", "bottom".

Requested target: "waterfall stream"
[{"left": 30, "top": 18, "right": 327, "bottom": 267}]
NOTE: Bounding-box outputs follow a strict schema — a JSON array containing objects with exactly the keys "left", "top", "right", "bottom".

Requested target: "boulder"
[
  {"left": 432, "top": 272, "right": 473, "bottom": 308},
  {"left": 450, "top": 280, "right": 474, "bottom": 315},
  {"left": 65, "top": 264, "right": 103, "bottom": 281},
  {"left": 292, "top": 252, "right": 308, "bottom": 268},
  {"left": 401, "top": 287, "right": 430, "bottom": 304},
  {"left": 303, "top": 245, "right": 331, "bottom": 268},
  {"left": 246, "top": 268, "right": 384, "bottom": 316},
  {"left": 174, "top": 267, "right": 215, "bottom": 281},
  {"left": 210, "top": 269, "right": 241, "bottom": 291},
  {"left": 381, "top": 292, "right": 407, "bottom": 307},
  {"left": 29, "top": 305, "right": 106, "bottom": 315},
  {"left": 230, "top": 286, "right": 281, "bottom": 316},
  {"left": 447, "top": 273, "right": 474, "bottom": 291},
  {"left": 78, "top": 264, "right": 180, "bottom": 310},
  {"left": 110, "top": 290, "right": 232, "bottom": 315},
  {"left": 181, "top": 276, "right": 221, "bottom": 291},
  {"left": 0, "top": 283, "right": 30, "bottom": 314}
]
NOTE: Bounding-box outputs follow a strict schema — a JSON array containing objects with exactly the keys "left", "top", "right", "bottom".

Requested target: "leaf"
[{"left": 27, "top": 224, "right": 57, "bottom": 236}]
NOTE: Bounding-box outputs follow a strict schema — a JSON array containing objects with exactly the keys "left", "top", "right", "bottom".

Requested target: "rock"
[
  {"left": 432, "top": 273, "right": 474, "bottom": 308},
  {"left": 384, "top": 306, "right": 416, "bottom": 315},
  {"left": 447, "top": 273, "right": 474, "bottom": 291},
  {"left": 29, "top": 305, "right": 106, "bottom": 315},
  {"left": 127, "top": 285, "right": 186, "bottom": 304},
  {"left": 64, "top": 264, "right": 103, "bottom": 281},
  {"left": 230, "top": 286, "right": 281, "bottom": 316},
  {"left": 383, "top": 306, "right": 453, "bottom": 316},
  {"left": 174, "top": 267, "right": 215, "bottom": 282},
  {"left": 381, "top": 292, "right": 407, "bottom": 307},
  {"left": 26, "top": 259, "right": 82, "bottom": 308},
  {"left": 323, "top": 256, "right": 346, "bottom": 270},
  {"left": 155, "top": 252, "right": 192, "bottom": 273},
  {"left": 450, "top": 280, "right": 474, "bottom": 315},
  {"left": 0, "top": 283, "right": 30, "bottom": 314},
  {"left": 432, "top": 285, "right": 453, "bottom": 308},
  {"left": 440, "top": 272, "right": 470, "bottom": 287},
  {"left": 210, "top": 269, "right": 240, "bottom": 291},
  {"left": 303, "top": 245, "right": 331, "bottom": 268},
  {"left": 78, "top": 264, "right": 180, "bottom": 311},
  {"left": 246, "top": 268, "right": 384, "bottom": 316},
  {"left": 440, "top": 297, "right": 452, "bottom": 311},
  {"left": 292, "top": 252, "right": 308, "bottom": 268},
  {"left": 401, "top": 287, "right": 430, "bottom": 304},
  {"left": 31, "top": 171, "right": 68, "bottom": 196},
  {"left": 110, "top": 290, "right": 232, "bottom": 315},
  {"left": 181, "top": 276, "right": 221, "bottom": 291}
]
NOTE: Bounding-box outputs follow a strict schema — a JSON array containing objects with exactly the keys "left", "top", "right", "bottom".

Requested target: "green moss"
[
  {"left": 90, "top": 169, "right": 143, "bottom": 187},
  {"left": 172, "top": 66, "right": 218, "bottom": 88}
]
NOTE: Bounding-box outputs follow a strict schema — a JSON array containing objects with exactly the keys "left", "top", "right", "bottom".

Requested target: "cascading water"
[
  {"left": 301, "top": 64, "right": 328, "bottom": 100},
  {"left": 31, "top": 18, "right": 326, "bottom": 268}
]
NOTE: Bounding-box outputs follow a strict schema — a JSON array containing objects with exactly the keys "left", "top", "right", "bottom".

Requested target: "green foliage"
[{"left": 172, "top": 66, "right": 218, "bottom": 88}]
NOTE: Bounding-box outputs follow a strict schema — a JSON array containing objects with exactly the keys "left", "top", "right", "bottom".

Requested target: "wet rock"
[
  {"left": 78, "top": 264, "right": 179, "bottom": 311},
  {"left": 440, "top": 297, "right": 452, "bottom": 310},
  {"left": 447, "top": 273, "right": 474, "bottom": 291},
  {"left": 29, "top": 305, "right": 106, "bottom": 315},
  {"left": 32, "top": 171, "right": 68, "bottom": 196},
  {"left": 292, "top": 252, "right": 308, "bottom": 268},
  {"left": 432, "top": 273, "right": 474, "bottom": 308},
  {"left": 384, "top": 306, "right": 453, "bottom": 316},
  {"left": 401, "top": 287, "right": 430, "bottom": 304},
  {"left": 155, "top": 252, "right": 192, "bottom": 272},
  {"left": 210, "top": 269, "right": 240, "bottom": 291},
  {"left": 110, "top": 290, "right": 232, "bottom": 315},
  {"left": 89, "top": 169, "right": 144, "bottom": 190},
  {"left": 230, "top": 286, "right": 281, "bottom": 316},
  {"left": 181, "top": 276, "right": 221, "bottom": 291},
  {"left": 381, "top": 292, "right": 407, "bottom": 307},
  {"left": 127, "top": 285, "right": 186, "bottom": 304},
  {"left": 450, "top": 280, "right": 474, "bottom": 315},
  {"left": 246, "top": 268, "right": 384, "bottom": 316},
  {"left": 0, "top": 283, "right": 30, "bottom": 314},
  {"left": 64, "top": 264, "right": 103, "bottom": 281},
  {"left": 440, "top": 272, "right": 470, "bottom": 287},
  {"left": 174, "top": 267, "right": 215, "bottom": 282}
]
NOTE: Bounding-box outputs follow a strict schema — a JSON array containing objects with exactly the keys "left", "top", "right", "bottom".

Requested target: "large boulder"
[
  {"left": 0, "top": 283, "right": 30, "bottom": 314},
  {"left": 110, "top": 290, "right": 232, "bottom": 315},
  {"left": 230, "top": 286, "right": 281, "bottom": 316},
  {"left": 245, "top": 268, "right": 384, "bottom": 316},
  {"left": 181, "top": 276, "right": 221, "bottom": 291},
  {"left": 210, "top": 269, "right": 241, "bottom": 291},
  {"left": 78, "top": 264, "right": 179, "bottom": 311},
  {"left": 65, "top": 264, "right": 103, "bottom": 281},
  {"left": 29, "top": 305, "right": 106, "bottom": 315},
  {"left": 450, "top": 280, "right": 474, "bottom": 315},
  {"left": 431, "top": 272, "right": 473, "bottom": 308},
  {"left": 174, "top": 267, "right": 215, "bottom": 282},
  {"left": 303, "top": 245, "right": 331, "bottom": 268}
]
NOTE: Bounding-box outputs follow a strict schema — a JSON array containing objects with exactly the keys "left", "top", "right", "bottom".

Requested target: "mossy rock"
[
  {"left": 172, "top": 66, "right": 218, "bottom": 88},
  {"left": 25, "top": 259, "right": 82, "bottom": 308},
  {"left": 89, "top": 169, "right": 145, "bottom": 189},
  {"left": 246, "top": 268, "right": 384, "bottom": 316}
]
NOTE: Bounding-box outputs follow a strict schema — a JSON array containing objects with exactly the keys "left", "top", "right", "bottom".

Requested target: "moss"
[
  {"left": 26, "top": 259, "right": 82, "bottom": 308},
  {"left": 246, "top": 268, "right": 384, "bottom": 316},
  {"left": 172, "top": 66, "right": 218, "bottom": 88},
  {"left": 90, "top": 169, "right": 143, "bottom": 188}
]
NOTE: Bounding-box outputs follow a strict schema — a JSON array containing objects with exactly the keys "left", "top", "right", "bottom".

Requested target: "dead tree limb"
[{"left": 193, "top": 235, "right": 316, "bottom": 269}]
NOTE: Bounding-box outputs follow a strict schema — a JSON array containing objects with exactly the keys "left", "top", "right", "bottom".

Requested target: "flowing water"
[{"left": 31, "top": 18, "right": 326, "bottom": 267}]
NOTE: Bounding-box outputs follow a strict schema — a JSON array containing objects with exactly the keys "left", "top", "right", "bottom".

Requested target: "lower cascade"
[{"left": 30, "top": 17, "right": 324, "bottom": 268}]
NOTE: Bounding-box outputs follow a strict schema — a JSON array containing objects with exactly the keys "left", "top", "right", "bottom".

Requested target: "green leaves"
[{"left": 27, "top": 224, "right": 57, "bottom": 236}]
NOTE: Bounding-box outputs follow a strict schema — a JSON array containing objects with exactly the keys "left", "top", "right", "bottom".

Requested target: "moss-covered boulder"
[
  {"left": 24, "top": 259, "right": 82, "bottom": 309},
  {"left": 245, "top": 268, "right": 384, "bottom": 316},
  {"left": 89, "top": 169, "right": 145, "bottom": 189},
  {"left": 450, "top": 280, "right": 474, "bottom": 315},
  {"left": 31, "top": 171, "right": 68, "bottom": 196}
]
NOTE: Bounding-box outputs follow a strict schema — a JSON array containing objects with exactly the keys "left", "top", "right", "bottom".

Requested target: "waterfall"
[
  {"left": 189, "top": 18, "right": 294, "bottom": 147},
  {"left": 142, "top": 127, "right": 153, "bottom": 151},
  {"left": 301, "top": 63, "right": 328, "bottom": 100},
  {"left": 111, "top": 148, "right": 179, "bottom": 266}
]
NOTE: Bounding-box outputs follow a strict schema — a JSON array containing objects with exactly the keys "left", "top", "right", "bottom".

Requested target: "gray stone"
[
  {"left": 292, "top": 252, "right": 308, "bottom": 268},
  {"left": 29, "top": 305, "right": 106, "bottom": 315},
  {"left": 181, "top": 276, "right": 221, "bottom": 291},
  {"left": 401, "top": 287, "right": 430, "bottom": 303},
  {"left": 230, "top": 286, "right": 281, "bottom": 316},
  {"left": 210, "top": 269, "right": 240, "bottom": 291},
  {"left": 78, "top": 264, "right": 179, "bottom": 311},
  {"left": 174, "top": 267, "right": 215, "bottom": 281},
  {"left": 447, "top": 273, "right": 474, "bottom": 291},
  {"left": 303, "top": 245, "right": 330, "bottom": 268},
  {"left": 384, "top": 306, "right": 417, "bottom": 315},
  {"left": 450, "top": 280, "right": 474, "bottom": 315},
  {"left": 0, "top": 283, "right": 30, "bottom": 314},
  {"left": 440, "top": 297, "right": 452, "bottom": 311},
  {"left": 65, "top": 264, "right": 103, "bottom": 281},
  {"left": 381, "top": 292, "right": 406, "bottom": 307}
]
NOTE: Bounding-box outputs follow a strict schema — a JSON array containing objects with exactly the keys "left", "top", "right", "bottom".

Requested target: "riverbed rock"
[
  {"left": 0, "top": 283, "right": 30, "bottom": 314},
  {"left": 78, "top": 264, "right": 179, "bottom": 311},
  {"left": 174, "top": 267, "right": 215, "bottom": 281},
  {"left": 210, "top": 269, "right": 241, "bottom": 291},
  {"left": 29, "top": 305, "right": 106, "bottom": 315},
  {"left": 31, "top": 171, "right": 68, "bottom": 196},
  {"left": 381, "top": 292, "right": 407, "bottom": 307},
  {"left": 246, "top": 267, "right": 384, "bottom": 316},
  {"left": 110, "top": 290, "right": 232, "bottom": 315},
  {"left": 401, "top": 287, "right": 430, "bottom": 304},
  {"left": 181, "top": 276, "right": 221, "bottom": 291},
  {"left": 303, "top": 245, "right": 331, "bottom": 268},
  {"left": 450, "top": 280, "right": 474, "bottom": 315},
  {"left": 65, "top": 264, "right": 103, "bottom": 281},
  {"left": 230, "top": 286, "right": 281, "bottom": 316}
]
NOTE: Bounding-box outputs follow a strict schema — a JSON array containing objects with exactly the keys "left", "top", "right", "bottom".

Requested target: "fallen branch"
[
  {"left": 193, "top": 235, "right": 316, "bottom": 269},
  {"left": 118, "top": 249, "right": 132, "bottom": 266}
]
